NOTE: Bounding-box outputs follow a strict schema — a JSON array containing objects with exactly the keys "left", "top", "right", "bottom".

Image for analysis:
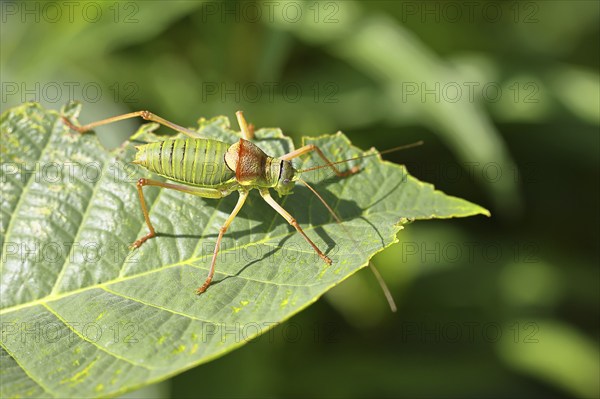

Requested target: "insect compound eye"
[{"left": 283, "top": 178, "right": 290, "bottom": 184}]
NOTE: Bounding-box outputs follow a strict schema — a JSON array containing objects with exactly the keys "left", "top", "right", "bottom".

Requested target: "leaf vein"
[
  {"left": 50, "top": 159, "right": 110, "bottom": 295},
  {"left": 42, "top": 303, "right": 157, "bottom": 370},
  {"left": 101, "top": 286, "right": 221, "bottom": 324},
  {"left": 0, "top": 111, "right": 55, "bottom": 263},
  {"left": 0, "top": 342, "right": 58, "bottom": 397}
]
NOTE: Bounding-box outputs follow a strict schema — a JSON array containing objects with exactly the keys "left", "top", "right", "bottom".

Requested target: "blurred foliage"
[{"left": 1, "top": 0, "right": 598, "bottom": 398}]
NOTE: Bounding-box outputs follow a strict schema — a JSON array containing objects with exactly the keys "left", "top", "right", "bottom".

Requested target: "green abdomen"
[{"left": 135, "top": 138, "right": 235, "bottom": 186}]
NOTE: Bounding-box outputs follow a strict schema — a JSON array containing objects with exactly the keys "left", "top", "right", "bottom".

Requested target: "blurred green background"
[{"left": 2, "top": 0, "right": 598, "bottom": 397}]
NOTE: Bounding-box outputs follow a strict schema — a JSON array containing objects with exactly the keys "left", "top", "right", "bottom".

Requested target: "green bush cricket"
[{"left": 62, "top": 110, "right": 420, "bottom": 306}]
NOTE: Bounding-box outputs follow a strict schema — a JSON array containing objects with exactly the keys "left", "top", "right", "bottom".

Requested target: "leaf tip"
[{"left": 61, "top": 101, "right": 82, "bottom": 119}]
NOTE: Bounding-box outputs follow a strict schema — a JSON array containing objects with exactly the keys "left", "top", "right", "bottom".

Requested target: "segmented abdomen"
[{"left": 135, "top": 138, "right": 235, "bottom": 186}]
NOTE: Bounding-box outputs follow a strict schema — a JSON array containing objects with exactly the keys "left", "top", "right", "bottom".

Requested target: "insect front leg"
[
  {"left": 131, "top": 178, "right": 227, "bottom": 249},
  {"left": 259, "top": 189, "right": 332, "bottom": 266},
  {"left": 280, "top": 144, "right": 359, "bottom": 177}
]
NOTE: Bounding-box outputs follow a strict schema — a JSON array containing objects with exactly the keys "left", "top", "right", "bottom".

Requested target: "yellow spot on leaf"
[
  {"left": 232, "top": 300, "right": 250, "bottom": 313},
  {"left": 318, "top": 268, "right": 327, "bottom": 279},
  {"left": 61, "top": 358, "right": 97, "bottom": 386},
  {"left": 33, "top": 207, "right": 52, "bottom": 216},
  {"left": 280, "top": 290, "right": 293, "bottom": 308},
  {"left": 172, "top": 344, "right": 186, "bottom": 354}
]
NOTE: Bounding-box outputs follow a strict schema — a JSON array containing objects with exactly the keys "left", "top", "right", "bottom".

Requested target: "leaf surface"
[{"left": 0, "top": 103, "right": 489, "bottom": 397}]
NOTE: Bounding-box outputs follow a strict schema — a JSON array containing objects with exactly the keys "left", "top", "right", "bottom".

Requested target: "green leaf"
[{"left": 0, "top": 103, "right": 489, "bottom": 398}]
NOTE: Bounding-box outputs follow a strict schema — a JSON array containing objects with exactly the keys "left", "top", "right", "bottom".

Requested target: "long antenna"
[
  {"left": 298, "top": 140, "right": 423, "bottom": 174},
  {"left": 298, "top": 177, "right": 398, "bottom": 312}
]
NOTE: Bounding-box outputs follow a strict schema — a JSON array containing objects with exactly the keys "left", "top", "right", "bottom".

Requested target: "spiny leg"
[
  {"left": 259, "top": 189, "right": 332, "bottom": 265},
  {"left": 236, "top": 110, "right": 254, "bottom": 140},
  {"left": 62, "top": 110, "right": 201, "bottom": 138},
  {"left": 280, "top": 144, "right": 359, "bottom": 177},
  {"left": 131, "top": 178, "right": 226, "bottom": 249},
  {"left": 197, "top": 190, "right": 249, "bottom": 294},
  {"left": 132, "top": 178, "right": 155, "bottom": 249}
]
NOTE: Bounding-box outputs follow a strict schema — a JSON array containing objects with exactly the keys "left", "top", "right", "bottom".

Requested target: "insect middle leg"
[
  {"left": 259, "top": 189, "right": 332, "bottom": 266},
  {"left": 280, "top": 144, "right": 359, "bottom": 177},
  {"left": 197, "top": 190, "right": 249, "bottom": 294}
]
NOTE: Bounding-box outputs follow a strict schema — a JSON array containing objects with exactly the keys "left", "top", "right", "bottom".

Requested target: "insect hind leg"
[
  {"left": 62, "top": 110, "right": 202, "bottom": 138},
  {"left": 130, "top": 178, "right": 228, "bottom": 249}
]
